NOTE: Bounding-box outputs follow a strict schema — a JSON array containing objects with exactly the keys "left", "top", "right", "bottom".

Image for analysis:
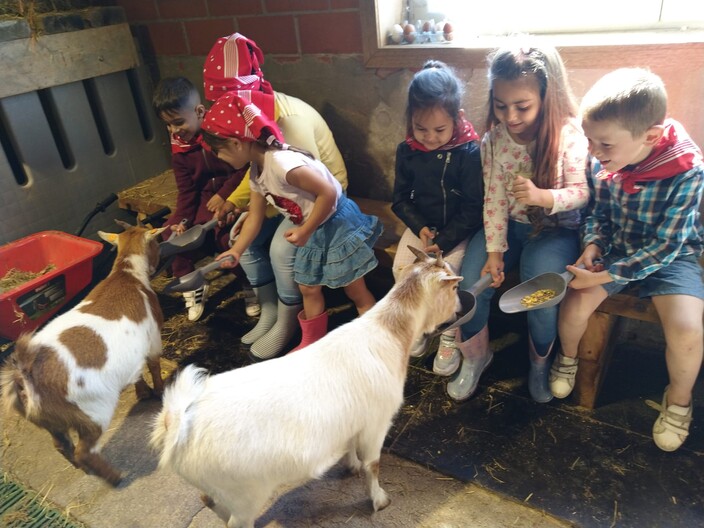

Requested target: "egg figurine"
[
  {"left": 403, "top": 23, "right": 416, "bottom": 44},
  {"left": 389, "top": 23, "right": 404, "bottom": 44},
  {"left": 443, "top": 22, "right": 454, "bottom": 41}
]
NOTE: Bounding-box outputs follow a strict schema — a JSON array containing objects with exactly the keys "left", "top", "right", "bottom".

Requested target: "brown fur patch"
[
  {"left": 78, "top": 228, "right": 162, "bottom": 324},
  {"left": 59, "top": 326, "right": 107, "bottom": 369},
  {"left": 79, "top": 271, "right": 148, "bottom": 321}
]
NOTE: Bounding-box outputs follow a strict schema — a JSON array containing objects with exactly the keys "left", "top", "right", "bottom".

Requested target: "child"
[
  {"left": 204, "top": 91, "right": 382, "bottom": 357},
  {"left": 201, "top": 33, "right": 351, "bottom": 357},
  {"left": 450, "top": 44, "right": 589, "bottom": 403},
  {"left": 391, "top": 60, "right": 484, "bottom": 375},
  {"left": 152, "top": 77, "right": 245, "bottom": 321},
  {"left": 550, "top": 68, "right": 704, "bottom": 452}
]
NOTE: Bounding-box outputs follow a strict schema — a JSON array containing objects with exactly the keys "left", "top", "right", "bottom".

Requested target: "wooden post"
[{"left": 574, "top": 312, "right": 621, "bottom": 409}]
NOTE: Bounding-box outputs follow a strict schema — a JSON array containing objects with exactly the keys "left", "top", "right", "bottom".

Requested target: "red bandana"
[
  {"left": 203, "top": 33, "right": 273, "bottom": 102},
  {"left": 203, "top": 90, "right": 283, "bottom": 144},
  {"left": 600, "top": 119, "right": 703, "bottom": 193},
  {"left": 170, "top": 132, "right": 204, "bottom": 154},
  {"left": 405, "top": 117, "right": 480, "bottom": 152}
]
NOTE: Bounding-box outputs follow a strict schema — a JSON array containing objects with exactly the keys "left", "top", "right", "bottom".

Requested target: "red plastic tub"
[{"left": 0, "top": 231, "right": 103, "bottom": 341}]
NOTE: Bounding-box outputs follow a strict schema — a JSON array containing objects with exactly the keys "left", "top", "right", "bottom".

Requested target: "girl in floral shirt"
[{"left": 448, "top": 44, "right": 588, "bottom": 403}]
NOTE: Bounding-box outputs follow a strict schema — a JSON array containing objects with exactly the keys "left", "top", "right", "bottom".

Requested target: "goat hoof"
[
  {"left": 372, "top": 490, "right": 390, "bottom": 512},
  {"left": 200, "top": 494, "right": 215, "bottom": 508},
  {"left": 103, "top": 470, "right": 122, "bottom": 487}
]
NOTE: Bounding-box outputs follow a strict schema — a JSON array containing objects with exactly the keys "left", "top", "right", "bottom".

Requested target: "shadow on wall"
[{"left": 322, "top": 102, "right": 394, "bottom": 201}]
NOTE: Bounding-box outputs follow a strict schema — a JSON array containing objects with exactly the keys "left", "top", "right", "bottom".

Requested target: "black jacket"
[{"left": 392, "top": 140, "right": 484, "bottom": 252}]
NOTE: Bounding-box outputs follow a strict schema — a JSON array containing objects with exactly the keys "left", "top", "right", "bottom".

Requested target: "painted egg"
[
  {"left": 390, "top": 24, "right": 404, "bottom": 44},
  {"left": 403, "top": 24, "right": 416, "bottom": 43},
  {"left": 443, "top": 22, "right": 454, "bottom": 41}
]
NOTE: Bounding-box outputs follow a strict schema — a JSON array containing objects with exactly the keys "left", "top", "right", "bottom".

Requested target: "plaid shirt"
[{"left": 583, "top": 160, "right": 704, "bottom": 284}]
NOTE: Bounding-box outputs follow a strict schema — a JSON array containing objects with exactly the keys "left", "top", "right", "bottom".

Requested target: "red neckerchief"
[
  {"left": 170, "top": 132, "right": 204, "bottom": 154},
  {"left": 405, "top": 117, "right": 480, "bottom": 152},
  {"left": 600, "top": 119, "right": 703, "bottom": 194}
]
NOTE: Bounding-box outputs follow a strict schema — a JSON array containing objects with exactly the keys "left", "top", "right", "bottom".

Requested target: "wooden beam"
[{"left": 0, "top": 24, "right": 138, "bottom": 99}]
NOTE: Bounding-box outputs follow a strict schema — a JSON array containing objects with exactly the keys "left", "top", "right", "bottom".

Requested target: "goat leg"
[
  {"left": 146, "top": 356, "right": 165, "bottom": 397},
  {"left": 50, "top": 431, "right": 77, "bottom": 466}
]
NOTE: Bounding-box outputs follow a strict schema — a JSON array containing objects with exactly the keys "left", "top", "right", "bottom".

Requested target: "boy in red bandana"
[
  {"left": 152, "top": 77, "right": 245, "bottom": 321},
  {"left": 551, "top": 68, "right": 704, "bottom": 452}
]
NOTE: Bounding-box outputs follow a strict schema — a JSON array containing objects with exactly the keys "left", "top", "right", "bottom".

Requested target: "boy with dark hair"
[
  {"left": 550, "top": 68, "right": 704, "bottom": 451},
  {"left": 152, "top": 77, "right": 245, "bottom": 321}
]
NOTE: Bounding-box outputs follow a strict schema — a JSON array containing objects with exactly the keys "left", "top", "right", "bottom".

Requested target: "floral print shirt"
[{"left": 481, "top": 119, "right": 589, "bottom": 252}]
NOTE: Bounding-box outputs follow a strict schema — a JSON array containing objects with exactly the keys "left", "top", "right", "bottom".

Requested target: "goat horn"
[{"left": 435, "top": 251, "right": 445, "bottom": 267}]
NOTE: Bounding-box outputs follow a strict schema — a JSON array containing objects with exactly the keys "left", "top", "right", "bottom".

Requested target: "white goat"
[
  {"left": 1, "top": 225, "right": 166, "bottom": 485},
  {"left": 151, "top": 247, "right": 462, "bottom": 528}
]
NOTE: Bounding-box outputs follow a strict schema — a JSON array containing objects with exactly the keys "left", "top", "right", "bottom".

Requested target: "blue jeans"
[
  {"left": 459, "top": 221, "right": 580, "bottom": 354},
  {"left": 238, "top": 215, "right": 301, "bottom": 305}
]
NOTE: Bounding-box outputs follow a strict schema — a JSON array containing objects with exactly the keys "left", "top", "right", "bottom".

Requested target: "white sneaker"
[
  {"left": 183, "top": 284, "right": 208, "bottom": 322},
  {"left": 647, "top": 388, "right": 693, "bottom": 452},
  {"left": 549, "top": 353, "right": 579, "bottom": 398},
  {"left": 433, "top": 334, "right": 461, "bottom": 376}
]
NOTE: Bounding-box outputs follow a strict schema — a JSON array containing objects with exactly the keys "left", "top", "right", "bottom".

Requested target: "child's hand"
[
  {"left": 512, "top": 175, "right": 548, "bottom": 207},
  {"left": 170, "top": 219, "right": 188, "bottom": 236},
  {"left": 578, "top": 244, "right": 604, "bottom": 272},
  {"left": 484, "top": 252, "right": 505, "bottom": 287},
  {"left": 566, "top": 266, "right": 610, "bottom": 290},
  {"left": 216, "top": 201, "right": 239, "bottom": 225},
  {"left": 419, "top": 226, "right": 436, "bottom": 249},
  {"left": 216, "top": 249, "right": 240, "bottom": 269},
  {"left": 284, "top": 226, "right": 312, "bottom": 247},
  {"left": 207, "top": 194, "right": 225, "bottom": 212}
]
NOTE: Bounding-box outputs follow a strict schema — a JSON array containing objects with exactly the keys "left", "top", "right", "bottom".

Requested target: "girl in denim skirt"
[{"left": 203, "top": 90, "right": 382, "bottom": 354}]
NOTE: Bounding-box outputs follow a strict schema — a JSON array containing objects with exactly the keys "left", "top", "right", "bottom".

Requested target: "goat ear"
[
  {"left": 98, "top": 231, "right": 119, "bottom": 246},
  {"left": 146, "top": 227, "right": 168, "bottom": 240},
  {"left": 440, "top": 275, "right": 463, "bottom": 283},
  {"left": 114, "top": 219, "right": 133, "bottom": 231},
  {"left": 407, "top": 245, "right": 430, "bottom": 263}
]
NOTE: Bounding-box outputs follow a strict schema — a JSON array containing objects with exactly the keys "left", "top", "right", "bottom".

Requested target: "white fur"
[{"left": 151, "top": 253, "right": 462, "bottom": 528}]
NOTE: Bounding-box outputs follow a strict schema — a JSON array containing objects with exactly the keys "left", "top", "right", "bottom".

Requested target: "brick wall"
[{"left": 109, "top": 0, "right": 363, "bottom": 57}]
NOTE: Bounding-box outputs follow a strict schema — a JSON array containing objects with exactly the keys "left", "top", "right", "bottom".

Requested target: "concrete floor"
[{"left": 1, "top": 365, "right": 571, "bottom": 528}]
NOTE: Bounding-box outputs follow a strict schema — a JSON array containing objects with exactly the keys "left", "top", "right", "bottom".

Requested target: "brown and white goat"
[
  {"left": 1, "top": 225, "right": 166, "bottom": 486},
  {"left": 150, "top": 247, "right": 462, "bottom": 528}
]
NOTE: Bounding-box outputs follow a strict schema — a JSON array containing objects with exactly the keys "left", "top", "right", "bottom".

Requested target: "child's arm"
[
  {"left": 481, "top": 135, "right": 510, "bottom": 253},
  {"left": 216, "top": 191, "right": 266, "bottom": 269},
  {"left": 391, "top": 143, "right": 430, "bottom": 237},
  {"left": 283, "top": 165, "right": 337, "bottom": 247},
  {"left": 169, "top": 156, "right": 200, "bottom": 230}
]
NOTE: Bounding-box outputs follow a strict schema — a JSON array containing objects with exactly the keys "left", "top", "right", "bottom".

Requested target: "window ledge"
[{"left": 361, "top": 2, "right": 704, "bottom": 71}]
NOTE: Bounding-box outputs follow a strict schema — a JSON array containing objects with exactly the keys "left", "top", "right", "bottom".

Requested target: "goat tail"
[
  {"left": 150, "top": 364, "right": 208, "bottom": 468},
  {"left": 0, "top": 334, "right": 39, "bottom": 419}
]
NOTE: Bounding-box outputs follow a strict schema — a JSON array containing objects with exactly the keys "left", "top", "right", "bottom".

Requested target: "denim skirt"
[{"left": 294, "top": 194, "right": 383, "bottom": 288}]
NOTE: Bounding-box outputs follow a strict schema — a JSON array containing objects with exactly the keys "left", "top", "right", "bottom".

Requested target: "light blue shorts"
[{"left": 601, "top": 254, "right": 704, "bottom": 300}]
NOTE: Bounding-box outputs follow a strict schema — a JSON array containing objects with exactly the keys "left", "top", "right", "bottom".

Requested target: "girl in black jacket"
[{"left": 391, "top": 60, "right": 484, "bottom": 375}]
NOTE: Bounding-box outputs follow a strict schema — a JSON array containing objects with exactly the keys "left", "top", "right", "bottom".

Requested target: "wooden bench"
[
  {"left": 351, "top": 198, "right": 665, "bottom": 409},
  {"left": 118, "top": 173, "right": 661, "bottom": 409}
]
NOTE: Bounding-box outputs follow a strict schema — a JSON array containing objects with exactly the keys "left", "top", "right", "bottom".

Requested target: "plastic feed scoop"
[
  {"left": 435, "top": 273, "right": 494, "bottom": 334},
  {"left": 498, "top": 264, "right": 585, "bottom": 314},
  {"left": 159, "top": 218, "right": 219, "bottom": 259},
  {"left": 163, "top": 255, "right": 235, "bottom": 293}
]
